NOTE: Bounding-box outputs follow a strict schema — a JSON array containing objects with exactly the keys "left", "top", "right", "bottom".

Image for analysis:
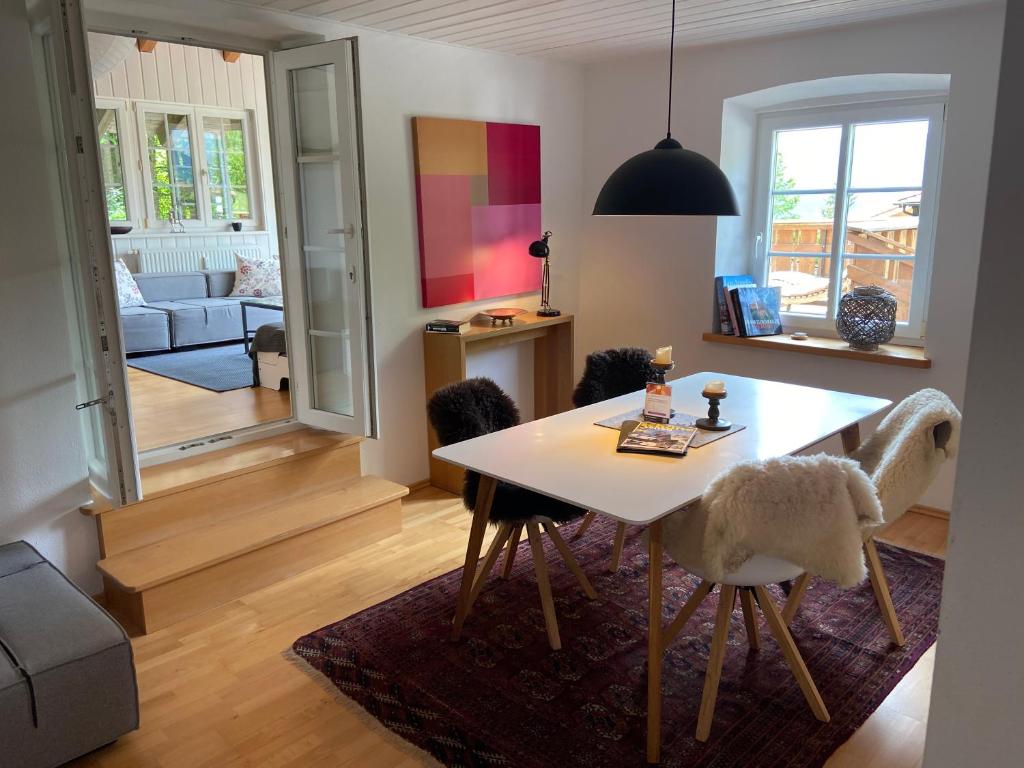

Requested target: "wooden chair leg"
[
  {"left": 466, "top": 524, "right": 513, "bottom": 610},
  {"left": 543, "top": 521, "right": 597, "bottom": 599},
  {"left": 501, "top": 524, "right": 523, "bottom": 579},
  {"left": 609, "top": 522, "right": 628, "bottom": 572},
  {"left": 755, "top": 585, "right": 830, "bottom": 723},
  {"left": 451, "top": 476, "right": 496, "bottom": 640},
  {"left": 696, "top": 585, "right": 736, "bottom": 742},
  {"left": 526, "top": 522, "right": 561, "bottom": 650},
  {"left": 572, "top": 511, "right": 597, "bottom": 540},
  {"left": 646, "top": 520, "right": 664, "bottom": 764},
  {"left": 782, "top": 572, "right": 812, "bottom": 625},
  {"left": 739, "top": 588, "right": 761, "bottom": 650},
  {"left": 662, "top": 579, "right": 713, "bottom": 650},
  {"left": 864, "top": 538, "right": 906, "bottom": 647}
]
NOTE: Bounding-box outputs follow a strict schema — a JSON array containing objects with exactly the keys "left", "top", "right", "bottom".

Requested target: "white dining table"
[{"left": 433, "top": 371, "right": 892, "bottom": 763}]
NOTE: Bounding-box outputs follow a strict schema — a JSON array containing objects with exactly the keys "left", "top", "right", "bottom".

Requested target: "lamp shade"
[{"left": 593, "top": 137, "right": 739, "bottom": 216}]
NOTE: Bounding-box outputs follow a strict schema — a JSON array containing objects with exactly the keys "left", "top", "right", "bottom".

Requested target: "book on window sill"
[
  {"left": 729, "top": 286, "right": 783, "bottom": 337},
  {"left": 714, "top": 274, "right": 756, "bottom": 335},
  {"left": 616, "top": 420, "right": 698, "bottom": 457}
]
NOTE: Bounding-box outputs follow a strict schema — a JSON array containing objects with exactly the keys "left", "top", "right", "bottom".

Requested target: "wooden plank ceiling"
[{"left": 227, "top": 0, "right": 990, "bottom": 60}]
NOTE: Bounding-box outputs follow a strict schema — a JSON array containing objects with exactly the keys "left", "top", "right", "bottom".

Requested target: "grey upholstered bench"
[{"left": 0, "top": 541, "right": 139, "bottom": 768}]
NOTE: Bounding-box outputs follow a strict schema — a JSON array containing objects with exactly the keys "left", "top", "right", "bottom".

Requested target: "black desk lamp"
[{"left": 529, "top": 231, "right": 560, "bottom": 317}]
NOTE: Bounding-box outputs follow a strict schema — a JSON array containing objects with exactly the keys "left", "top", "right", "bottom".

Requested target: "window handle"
[{"left": 328, "top": 225, "right": 355, "bottom": 238}]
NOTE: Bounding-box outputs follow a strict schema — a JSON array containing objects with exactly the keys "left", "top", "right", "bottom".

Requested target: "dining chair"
[
  {"left": 428, "top": 377, "right": 595, "bottom": 650},
  {"left": 661, "top": 453, "right": 884, "bottom": 741},
  {"left": 784, "top": 388, "right": 961, "bottom": 646},
  {"left": 570, "top": 347, "right": 656, "bottom": 571}
]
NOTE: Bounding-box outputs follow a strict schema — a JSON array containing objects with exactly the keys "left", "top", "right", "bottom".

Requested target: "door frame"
[
  {"left": 63, "top": 20, "right": 379, "bottom": 469},
  {"left": 38, "top": 0, "right": 142, "bottom": 503}
]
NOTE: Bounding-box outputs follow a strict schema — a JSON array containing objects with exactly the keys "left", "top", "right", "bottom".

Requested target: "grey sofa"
[
  {"left": 0, "top": 541, "right": 139, "bottom": 767},
  {"left": 120, "top": 269, "right": 282, "bottom": 354}
]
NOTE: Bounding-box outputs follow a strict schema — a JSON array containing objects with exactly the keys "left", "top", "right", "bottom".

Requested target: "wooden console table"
[{"left": 423, "top": 312, "right": 574, "bottom": 493}]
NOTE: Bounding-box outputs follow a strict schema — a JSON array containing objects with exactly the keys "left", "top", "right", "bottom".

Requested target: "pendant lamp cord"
[{"left": 666, "top": 0, "right": 676, "bottom": 139}]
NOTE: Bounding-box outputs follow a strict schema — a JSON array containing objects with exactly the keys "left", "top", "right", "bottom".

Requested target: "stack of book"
[
  {"left": 714, "top": 275, "right": 783, "bottom": 337},
  {"left": 425, "top": 317, "right": 473, "bottom": 334}
]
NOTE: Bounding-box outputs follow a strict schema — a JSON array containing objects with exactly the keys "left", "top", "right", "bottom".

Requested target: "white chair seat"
[
  {"left": 662, "top": 503, "right": 802, "bottom": 586},
  {"left": 683, "top": 554, "right": 804, "bottom": 586}
]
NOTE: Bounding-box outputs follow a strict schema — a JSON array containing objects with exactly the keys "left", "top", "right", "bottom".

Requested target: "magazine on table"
[{"left": 616, "top": 420, "right": 698, "bottom": 457}]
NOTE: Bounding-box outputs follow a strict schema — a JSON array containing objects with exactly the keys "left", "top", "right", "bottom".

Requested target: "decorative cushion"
[
  {"left": 114, "top": 259, "right": 145, "bottom": 307},
  {"left": 229, "top": 253, "right": 282, "bottom": 299}
]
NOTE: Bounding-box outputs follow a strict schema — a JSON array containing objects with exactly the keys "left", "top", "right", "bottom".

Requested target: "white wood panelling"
[
  {"left": 91, "top": 38, "right": 264, "bottom": 108},
  {"left": 225, "top": 0, "right": 993, "bottom": 61},
  {"left": 93, "top": 38, "right": 279, "bottom": 263}
]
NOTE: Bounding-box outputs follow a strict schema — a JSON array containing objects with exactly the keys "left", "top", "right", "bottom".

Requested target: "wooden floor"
[
  {"left": 127, "top": 367, "right": 291, "bottom": 452},
  {"left": 73, "top": 489, "right": 947, "bottom": 768}
]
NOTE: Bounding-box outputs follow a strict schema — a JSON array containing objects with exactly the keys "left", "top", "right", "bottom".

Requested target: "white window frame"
[
  {"left": 94, "top": 97, "right": 139, "bottom": 229},
  {"left": 751, "top": 98, "right": 946, "bottom": 344},
  {"left": 195, "top": 106, "right": 262, "bottom": 229},
  {"left": 133, "top": 101, "right": 262, "bottom": 231}
]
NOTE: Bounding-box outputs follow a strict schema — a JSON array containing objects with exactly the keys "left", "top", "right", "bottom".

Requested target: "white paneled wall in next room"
[{"left": 92, "top": 39, "right": 278, "bottom": 271}]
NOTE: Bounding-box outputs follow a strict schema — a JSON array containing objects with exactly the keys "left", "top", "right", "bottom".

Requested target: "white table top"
[{"left": 432, "top": 372, "right": 891, "bottom": 525}]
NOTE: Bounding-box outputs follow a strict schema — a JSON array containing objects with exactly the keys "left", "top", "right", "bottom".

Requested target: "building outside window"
[{"left": 752, "top": 99, "right": 945, "bottom": 343}]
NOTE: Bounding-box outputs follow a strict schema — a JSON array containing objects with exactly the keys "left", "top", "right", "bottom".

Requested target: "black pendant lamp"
[{"left": 593, "top": 0, "right": 739, "bottom": 216}]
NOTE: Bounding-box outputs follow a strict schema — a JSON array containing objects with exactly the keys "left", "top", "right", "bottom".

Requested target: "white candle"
[
  {"left": 704, "top": 379, "right": 726, "bottom": 395},
  {"left": 654, "top": 345, "right": 673, "bottom": 365}
]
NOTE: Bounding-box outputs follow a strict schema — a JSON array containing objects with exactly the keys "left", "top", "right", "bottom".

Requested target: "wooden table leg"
[
  {"left": 647, "top": 519, "right": 664, "bottom": 764},
  {"left": 840, "top": 423, "right": 861, "bottom": 455},
  {"left": 451, "top": 475, "right": 496, "bottom": 640},
  {"left": 609, "top": 522, "right": 628, "bottom": 573}
]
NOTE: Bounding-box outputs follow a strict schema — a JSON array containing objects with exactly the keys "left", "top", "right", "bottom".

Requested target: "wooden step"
[
  {"left": 100, "top": 475, "right": 408, "bottom": 633},
  {"left": 81, "top": 427, "right": 361, "bottom": 515},
  {"left": 91, "top": 430, "right": 364, "bottom": 557}
]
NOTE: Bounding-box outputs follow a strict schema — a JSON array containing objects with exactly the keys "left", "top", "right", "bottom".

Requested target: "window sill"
[{"left": 701, "top": 332, "right": 931, "bottom": 369}]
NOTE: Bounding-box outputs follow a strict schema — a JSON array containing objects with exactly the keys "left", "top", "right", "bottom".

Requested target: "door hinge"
[
  {"left": 75, "top": 394, "right": 111, "bottom": 411},
  {"left": 75, "top": 135, "right": 85, "bottom": 154}
]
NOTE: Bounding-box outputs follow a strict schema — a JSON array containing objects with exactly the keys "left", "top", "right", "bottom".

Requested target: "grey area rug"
[{"left": 127, "top": 343, "right": 254, "bottom": 392}]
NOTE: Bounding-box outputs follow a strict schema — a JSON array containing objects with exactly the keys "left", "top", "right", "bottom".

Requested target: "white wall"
[
  {"left": 579, "top": 6, "right": 1004, "bottom": 510},
  {"left": 924, "top": 2, "right": 1024, "bottom": 762},
  {"left": 0, "top": 0, "right": 95, "bottom": 587},
  {"left": 85, "top": 1, "right": 585, "bottom": 488},
  {"left": 91, "top": 39, "right": 278, "bottom": 271}
]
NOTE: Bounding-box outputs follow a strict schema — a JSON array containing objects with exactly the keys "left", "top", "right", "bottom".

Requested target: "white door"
[
  {"left": 271, "top": 39, "right": 375, "bottom": 436},
  {"left": 40, "top": 0, "right": 141, "bottom": 504}
]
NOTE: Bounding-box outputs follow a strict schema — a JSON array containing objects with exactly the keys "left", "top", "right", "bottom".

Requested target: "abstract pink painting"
[{"left": 412, "top": 117, "right": 542, "bottom": 308}]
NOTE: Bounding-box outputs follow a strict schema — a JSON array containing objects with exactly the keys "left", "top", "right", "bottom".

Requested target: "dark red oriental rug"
[{"left": 291, "top": 517, "right": 943, "bottom": 768}]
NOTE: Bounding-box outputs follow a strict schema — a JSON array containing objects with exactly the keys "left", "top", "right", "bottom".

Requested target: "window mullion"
[
  {"left": 196, "top": 109, "right": 211, "bottom": 228},
  {"left": 827, "top": 123, "right": 855, "bottom": 321},
  {"left": 164, "top": 113, "right": 180, "bottom": 223}
]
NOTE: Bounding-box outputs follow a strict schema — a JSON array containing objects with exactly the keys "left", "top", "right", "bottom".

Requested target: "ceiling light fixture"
[{"left": 592, "top": 0, "right": 740, "bottom": 216}]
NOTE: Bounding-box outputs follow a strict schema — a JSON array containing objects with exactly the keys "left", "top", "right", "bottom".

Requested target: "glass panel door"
[
  {"left": 272, "top": 39, "right": 373, "bottom": 435},
  {"left": 39, "top": 0, "right": 141, "bottom": 504}
]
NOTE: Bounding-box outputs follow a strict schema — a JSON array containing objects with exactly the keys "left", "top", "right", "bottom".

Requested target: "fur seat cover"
[
  {"left": 428, "top": 377, "right": 584, "bottom": 524},
  {"left": 851, "top": 388, "right": 961, "bottom": 526},
  {"left": 572, "top": 347, "right": 655, "bottom": 407},
  {"left": 663, "top": 454, "right": 884, "bottom": 588}
]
